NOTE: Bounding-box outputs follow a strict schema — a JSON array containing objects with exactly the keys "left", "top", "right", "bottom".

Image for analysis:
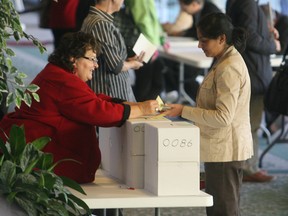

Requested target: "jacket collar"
[
  {"left": 89, "top": 6, "right": 114, "bottom": 23},
  {"left": 211, "top": 46, "right": 236, "bottom": 70}
]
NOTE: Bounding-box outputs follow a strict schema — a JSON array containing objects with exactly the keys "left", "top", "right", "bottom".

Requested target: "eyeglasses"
[{"left": 82, "top": 56, "right": 98, "bottom": 64}]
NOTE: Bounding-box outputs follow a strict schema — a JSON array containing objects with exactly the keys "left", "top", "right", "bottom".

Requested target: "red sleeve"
[{"left": 59, "top": 77, "right": 129, "bottom": 127}]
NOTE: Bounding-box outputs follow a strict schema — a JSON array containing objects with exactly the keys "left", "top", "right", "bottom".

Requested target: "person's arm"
[
  {"left": 165, "top": 65, "right": 243, "bottom": 128},
  {"left": 162, "top": 10, "right": 193, "bottom": 36},
  {"left": 124, "top": 100, "right": 159, "bottom": 118},
  {"left": 59, "top": 78, "right": 159, "bottom": 126}
]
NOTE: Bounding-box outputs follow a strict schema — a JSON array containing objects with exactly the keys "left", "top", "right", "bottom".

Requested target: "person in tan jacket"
[{"left": 165, "top": 13, "right": 253, "bottom": 216}]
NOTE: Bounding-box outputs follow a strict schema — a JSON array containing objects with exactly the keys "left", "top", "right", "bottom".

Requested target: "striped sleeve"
[{"left": 90, "top": 20, "right": 123, "bottom": 74}]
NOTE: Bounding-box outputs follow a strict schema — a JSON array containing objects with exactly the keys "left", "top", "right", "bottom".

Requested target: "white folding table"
[{"left": 72, "top": 170, "right": 213, "bottom": 216}]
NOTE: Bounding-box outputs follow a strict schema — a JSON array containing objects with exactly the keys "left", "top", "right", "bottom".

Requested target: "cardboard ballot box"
[
  {"left": 99, "top": 116, "right": 171, "bottom": 187},
  {"left": 99, "top": 126, "right": 125, "bottom": 181},
  {"left": 144, "top": 121, "right": 200, "bottom": 196},
  {"left": 123, "top": 117, "right": 171, "bottom": 188}
]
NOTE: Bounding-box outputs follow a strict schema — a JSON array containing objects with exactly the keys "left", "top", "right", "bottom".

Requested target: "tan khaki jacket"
[{"left": 182, "top": 46, "right": 253, "bottom": 162}]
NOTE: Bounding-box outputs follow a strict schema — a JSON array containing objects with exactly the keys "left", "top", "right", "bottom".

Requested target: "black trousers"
[
  {"left": 205, "top": 161, "right": 245, "bottom": 216},
  {"left": 133, "top": 58, "right": 165, "bottom": 102}
]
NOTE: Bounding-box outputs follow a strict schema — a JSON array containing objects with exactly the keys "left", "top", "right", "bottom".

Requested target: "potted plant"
[
  {"left": 0, "top": 125, "right": 91, "bottom": 216},
  {"left": 0, "top": 1, "right": 92, "bottom": 215}
]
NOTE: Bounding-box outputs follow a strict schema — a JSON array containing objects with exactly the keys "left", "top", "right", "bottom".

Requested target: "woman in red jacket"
[{"left": 0, "top": 31, "right": 159, "bottom": 183}]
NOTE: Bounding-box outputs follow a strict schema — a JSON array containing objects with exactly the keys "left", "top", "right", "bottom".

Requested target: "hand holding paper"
[
  {"left": 156, "top": 96, "right": 171, "bottom": 111},
  {"left": 133, "top": 33, "right": 158, "bottom": 63}
]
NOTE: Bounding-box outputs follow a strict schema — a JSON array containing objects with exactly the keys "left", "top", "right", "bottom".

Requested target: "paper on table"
[{"left": 133, "top": 33, "right": 157, "bottom": 63}]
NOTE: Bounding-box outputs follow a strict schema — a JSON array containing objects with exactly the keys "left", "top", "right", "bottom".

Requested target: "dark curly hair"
[{"left": 48, "top": 31, "right": 100, "bottom": 72}]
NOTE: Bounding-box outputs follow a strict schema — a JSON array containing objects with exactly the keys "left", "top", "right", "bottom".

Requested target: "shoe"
[{"left": 243, "top": 171, "right": 275, "bottom": 182}]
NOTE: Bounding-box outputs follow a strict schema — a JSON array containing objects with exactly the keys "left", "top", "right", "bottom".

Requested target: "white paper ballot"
[{"left": 133, "top": 33, "right": 158, "bottom": 63}]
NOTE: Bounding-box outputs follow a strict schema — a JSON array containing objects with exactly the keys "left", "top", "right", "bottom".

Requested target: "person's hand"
[
  {"left": 138, "top": 100, "right": 160, "bottom": 115},
  {"left": 131, "top": 60, "right": 144, "bottom": 70},
  {"left": 270, "top": 27, "right": 279, "bottom": 39},
  {"left": 137, "top": 51, "right": 145, "bottom": 62},
  {"left": 126, "top": 51, "right": 145, "bottom": 70},
  {"left": 162, "top": 23, "right": 172, "bottom": 32},
  {"left": 274, "top": 39, "right": 281, "bottom": 52},
  {"left": 161, "top": 103, "right": 184, "bottom": 117}
]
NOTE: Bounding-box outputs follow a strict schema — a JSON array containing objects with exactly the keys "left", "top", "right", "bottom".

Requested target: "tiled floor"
[{"left": 8, "top": 11, "right": 288, "bottom": 216}]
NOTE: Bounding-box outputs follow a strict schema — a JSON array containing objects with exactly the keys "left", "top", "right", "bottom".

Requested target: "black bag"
[{"left": 264, "top": 46, "right": 288, "bottom": 115}]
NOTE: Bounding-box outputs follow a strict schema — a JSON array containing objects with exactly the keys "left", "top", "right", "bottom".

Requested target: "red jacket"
[
  {"left": 0, "top": 63, "right": 129, "bottom": 183},
  {"left": 48, "top": 0, "right": 79, "bottom": 29}
]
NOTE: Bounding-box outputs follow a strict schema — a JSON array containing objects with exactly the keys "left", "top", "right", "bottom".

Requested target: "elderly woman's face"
[{"left": 74, "top": 49, "right": 98, "bottom": 82}]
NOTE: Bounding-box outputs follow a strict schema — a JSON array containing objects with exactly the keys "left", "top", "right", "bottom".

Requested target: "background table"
[
  {"left": 72, "top": 170, "right": 213, "bottom": 216},
  {"left": 159, "top": 37, "right": 212, "bottom": 105}
]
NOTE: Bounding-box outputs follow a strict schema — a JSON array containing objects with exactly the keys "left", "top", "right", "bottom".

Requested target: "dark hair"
[
  {"left": 48, "top": 31, "right": 100, "bottom": 72},
  {"left": 197, "top": 12, "right": 247, "bottom": 52}
]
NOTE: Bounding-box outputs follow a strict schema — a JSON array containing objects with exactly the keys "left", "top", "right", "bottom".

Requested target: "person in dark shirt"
[
  {"left": 226, "top": 0, "right": 281, "bottom": 183},
  {"left": 180, "top": 0, "right": 222, "bottom": 39}
]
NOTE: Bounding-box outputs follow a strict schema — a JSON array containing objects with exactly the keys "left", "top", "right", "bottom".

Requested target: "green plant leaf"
[
  {"left": 61, "top": 176, "right": 86, "bottom": 195},
  {"left": 15, "top": 196, "right": 37, "bottom": 216},
  {"left": 0, "top": 138, "right": 10, "bottom": 160},
  {"left": 8, "top": 125, "right": 26, "bottom": 159},
  {"left": 0, "top": 161, "right": 16, "bottom": 191},
  {"left": 17, "top": 72, "right": 27, "bottom": 79},
  {"left": 31, "top": 136, "right": 51, "bottom": 150},
  {"left": 0, "top": 64, "right": 8, "bottom": 73},
  {"left": 15, "top": 96, "right": 21, "bottom": 108},
  {"left": 23, "top": 93, "right": 32, "bottom": 107},
  {"left": 46, "top": 199, "right": 69, "bottom": 216},
  {"left": 15, "top": 88, "right": 24, "bottom": 98},
  {"left": 14, "top": 76, "right": 24, "bottom": 86},
  {"left": 6, "top": 92, "right": 14, "bottom": 107},
  {"left": 67, "top": 193, "right": 92, "bottom": 215},
  {"left": 39, "top": 154, "right": 54, "bottom": 170},
  {"left": 38, "top": 171, "right": 56, "bottom": 190},
  {"left": 26, "top": 84, "right": 40, "bottom": 93},
  {"left": 5, "top": 48, "right": 15, "bottom": 57},
  {"left": 46, "top": 158, "right": 81, "bottom": 172},
  {"left": 32, "top": 92, "right": 40, "bottom": 102},
  {"left": 0, "top": 79, "right": 8, "bottom": 92},
  {"left": 5, "top": 58, "right": 12, "bottom": 69},
  {"left": 21, "top": 145, "right": 42, "bottom": 174}
]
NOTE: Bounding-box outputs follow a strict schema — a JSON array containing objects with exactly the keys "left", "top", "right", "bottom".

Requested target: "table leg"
[
  {"left": 178, "top": 62, "right": 195, "bottom": 106},
  {"left": 155, "top": 208, "right": 161, "bottom": 216},
  {"left": 98, "top": 209, "right": 118, "bottom": 216}
]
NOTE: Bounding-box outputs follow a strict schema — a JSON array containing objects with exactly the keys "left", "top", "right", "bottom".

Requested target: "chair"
[{"left": 259, "top": 115, "right": 288, "bottom": 167}]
